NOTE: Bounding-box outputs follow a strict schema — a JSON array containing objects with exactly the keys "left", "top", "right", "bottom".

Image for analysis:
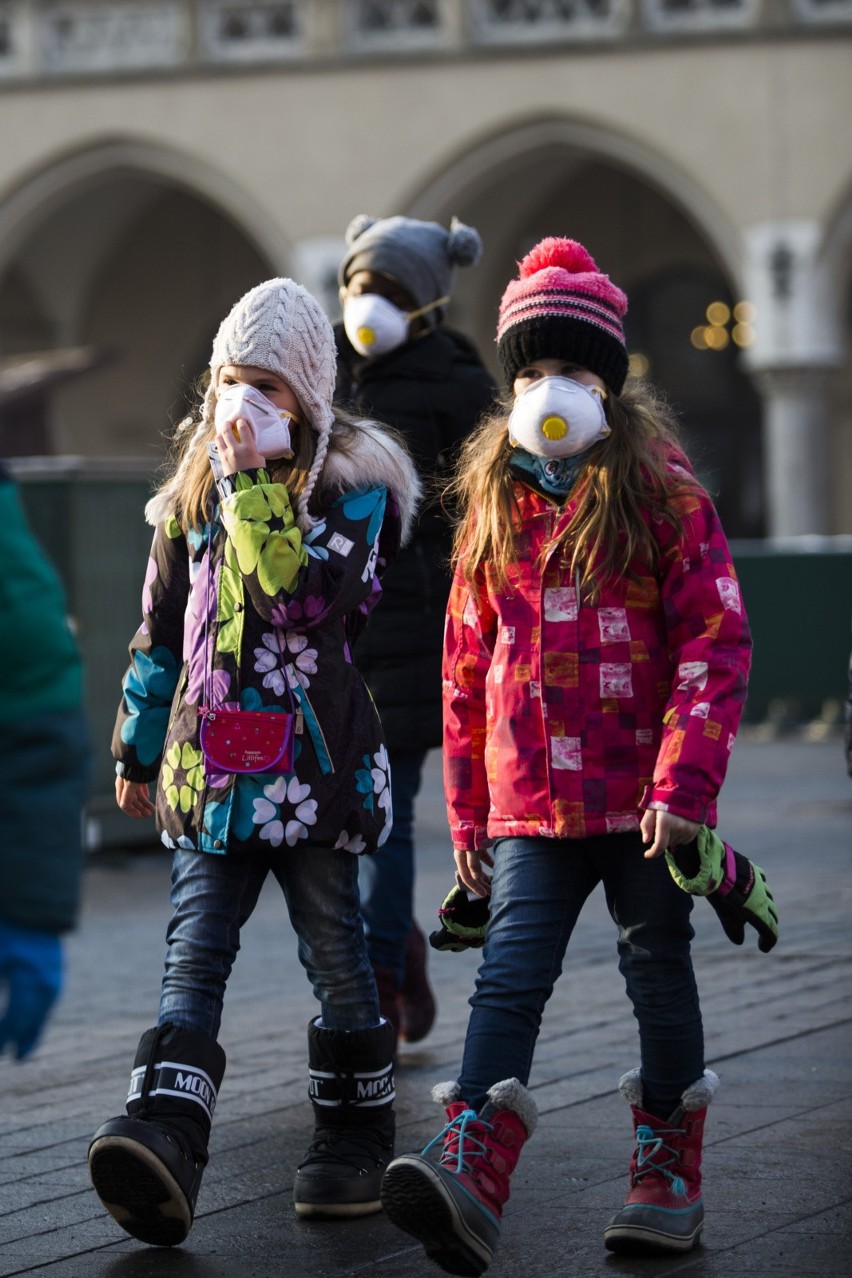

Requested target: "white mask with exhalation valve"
[
  {"left": 214, "top": 383, "right": 296, "bottom": 460},
  {"left": 508, "top": 376, "right": 610, "bottom": 458},
  {"left": 342, "top": 291, "right": 450, "bottom": 358}
]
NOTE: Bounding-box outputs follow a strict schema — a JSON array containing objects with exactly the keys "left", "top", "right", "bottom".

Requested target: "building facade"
[{"left": 0, "top": 0, "right": 850, "bottom": 537}]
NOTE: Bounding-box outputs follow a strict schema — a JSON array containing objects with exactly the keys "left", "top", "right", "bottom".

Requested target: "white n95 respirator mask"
[
  {"left": 342, "top": 292, "right": 450, "bottom": 358},
  {"left": 214, "top": 383, "right": 296, "bottom": 460},
  {"left": 508, "top": 376, "right": 610, "bottom": 458}
]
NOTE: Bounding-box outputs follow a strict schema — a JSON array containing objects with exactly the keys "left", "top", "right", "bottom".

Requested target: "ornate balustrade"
[{"left": 0, "top": 0, "right": 849, "bottom": 82}]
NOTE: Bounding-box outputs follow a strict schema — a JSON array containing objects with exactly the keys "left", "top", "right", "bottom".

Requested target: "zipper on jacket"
[
  {"left": 290, "top": 682, "right": 335, "bottom": 775},
  {"left": 167, "top": 664, "right": 189, "bottom": 740}
]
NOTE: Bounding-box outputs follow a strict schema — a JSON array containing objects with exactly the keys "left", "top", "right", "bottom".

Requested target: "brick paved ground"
[{"left": 2, "top": 734, "right": 850, "bottom": 1277}]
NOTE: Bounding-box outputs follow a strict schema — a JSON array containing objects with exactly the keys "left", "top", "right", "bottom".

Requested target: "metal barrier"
[
  {"left": 728, "top": 537, "right": 852, "bottom": 727},
  {"left": 12, "top": 458, "right": 158, "bottom": 848}
]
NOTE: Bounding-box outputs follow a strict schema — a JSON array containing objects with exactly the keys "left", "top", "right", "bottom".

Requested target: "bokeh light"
[
  {"left": 706, "top": 301, "right": 731, "bottom": 327},
  {"left": 692, "top": 300, "right": 755, "bottom": 352},
  {"left": 704, "top": 325, "right": 730, "bottom": 350}
]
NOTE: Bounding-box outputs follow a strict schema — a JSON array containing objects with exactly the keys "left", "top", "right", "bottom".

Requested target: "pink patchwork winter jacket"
[{"left": 443, "top": 473, "right": 752, "bottom": 851}]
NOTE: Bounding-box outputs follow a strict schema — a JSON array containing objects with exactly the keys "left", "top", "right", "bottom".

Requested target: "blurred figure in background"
[
  {"left": 0, "top": 459, "right": 92, "bottom": 1061},
  {"left": 336, "top": 213, "right": 497, "bottom": 1047},
  {"left": 844, "top": 624, "right": 852, "bottom": 777}
]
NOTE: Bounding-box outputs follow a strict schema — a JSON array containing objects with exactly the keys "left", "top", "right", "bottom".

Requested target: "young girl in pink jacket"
[{"left": 380, "top": 237, "right": 753, "bottom": 1274}]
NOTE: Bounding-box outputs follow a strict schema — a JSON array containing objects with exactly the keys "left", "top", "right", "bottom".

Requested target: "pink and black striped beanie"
[{"left": 496, "top": 238, "right": 629, "bottom": 394}]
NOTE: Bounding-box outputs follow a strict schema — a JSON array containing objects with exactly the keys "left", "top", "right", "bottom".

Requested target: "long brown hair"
[{"left": 446, "top": 379, "right": 701, "bottom": 599}]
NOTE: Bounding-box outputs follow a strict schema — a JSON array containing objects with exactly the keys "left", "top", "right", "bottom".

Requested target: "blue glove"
[{"left": 0, "top": 920, "right": 63, "bottom": 1060}]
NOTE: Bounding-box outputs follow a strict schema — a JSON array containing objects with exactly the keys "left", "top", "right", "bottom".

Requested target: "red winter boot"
[
  {"left": 604, "top": 1067, "right": 719, "bottom": 1255},
  {"left": 381, "top": 1078, "right": 537, "bottom": 1276}
]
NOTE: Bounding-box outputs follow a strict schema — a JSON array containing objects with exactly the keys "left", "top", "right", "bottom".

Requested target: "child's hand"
[
  {"left": 640, "top": 809, "right": 700, "bottom": 859},
  {"left": 215, "top": 417, "right": 265, "bottom": 477},
  {"left": 115, "top": 777, "right": 155, "bottom": 819},
  {"left": 453, "top": 847, "right": 493, "bottom": 898}
]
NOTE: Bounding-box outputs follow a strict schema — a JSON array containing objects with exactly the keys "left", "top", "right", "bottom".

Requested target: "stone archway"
[{"left": 0, "top": 138, "right": 291, "bottom": 459}]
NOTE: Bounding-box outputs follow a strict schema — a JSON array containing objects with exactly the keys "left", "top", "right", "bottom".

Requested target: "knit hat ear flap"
[{"left": 496, "top": 236, "right": 629, "bottom": 393}]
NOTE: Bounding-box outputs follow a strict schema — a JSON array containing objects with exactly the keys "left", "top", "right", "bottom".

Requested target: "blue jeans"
[
  {"left": 358, "top": 748, "right": 427, "bottom": 982},
  {"left": 458, "top": 833, "right": 703, "bottom": 1118},
  {"left": 158, "top": 845, "right": 379, "bottom": 1038}
]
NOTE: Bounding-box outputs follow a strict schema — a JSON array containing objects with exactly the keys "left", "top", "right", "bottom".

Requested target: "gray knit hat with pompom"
[{"left": 339, "top": 214, "right": 483, "bottom": 317}]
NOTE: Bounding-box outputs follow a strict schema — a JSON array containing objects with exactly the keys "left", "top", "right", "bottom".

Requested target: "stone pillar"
[
  {"left": 291, "top": 236, "right": 347, "bottom": 318},
  {"left": 742, "top": 221, "right": 842, "bottom": 536},
  {"left": 755, "top": 367, "right": 833, "bottom": 536}
]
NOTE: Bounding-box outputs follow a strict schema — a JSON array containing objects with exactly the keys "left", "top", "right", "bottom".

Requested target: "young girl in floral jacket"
[
  {"left": 88, "top": 277, "right": 420, "bottom": 1246},
  {"left": 380, "top": 238, "right": 752, "bottom": 1274}
]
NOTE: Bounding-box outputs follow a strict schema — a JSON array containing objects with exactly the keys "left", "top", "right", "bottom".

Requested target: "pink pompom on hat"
[{"left": 496, "top": 238, "right": 629, "bottom": 394}]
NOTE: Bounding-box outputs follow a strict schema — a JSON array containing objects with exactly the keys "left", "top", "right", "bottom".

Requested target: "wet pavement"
[{"left": 2, "top": 734, "right": 851, "bottom": 1277}]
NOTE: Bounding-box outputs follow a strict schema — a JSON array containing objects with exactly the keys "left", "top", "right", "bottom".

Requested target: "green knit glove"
[
  {"left": 666, "top": 826, "right": 779, "bottom": 953},
  {"left": 428, "top": 881, "right": 490, "bottom": 953}
]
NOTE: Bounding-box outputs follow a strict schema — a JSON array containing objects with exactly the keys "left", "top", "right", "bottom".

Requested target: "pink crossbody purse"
[{"left": 199, "top": 704, "right": 295, "bottom": 775}]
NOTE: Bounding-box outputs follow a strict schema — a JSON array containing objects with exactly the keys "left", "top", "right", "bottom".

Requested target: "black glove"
[
  {"left": 428, "top": 881, "right": 490, "bottom": 953},
  {"left": 666, "top": 826, "right": 779, "bottom": 953}
]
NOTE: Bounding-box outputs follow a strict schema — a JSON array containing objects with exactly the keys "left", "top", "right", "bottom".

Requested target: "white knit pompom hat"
[{"left": 146, "top": 277, "right": 336, "bottom": 531}]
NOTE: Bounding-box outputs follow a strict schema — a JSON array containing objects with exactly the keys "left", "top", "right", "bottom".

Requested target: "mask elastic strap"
[{"left": 406, "top": 295, "right": 451, "bottom": 322}]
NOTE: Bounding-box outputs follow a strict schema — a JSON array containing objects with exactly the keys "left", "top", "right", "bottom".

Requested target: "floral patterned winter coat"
[
  {"left": 113, "top": 421, "right": 420, "bottom": 857},
  {"left": 443, "top": 469, "right": 752, "bottom": 851}
]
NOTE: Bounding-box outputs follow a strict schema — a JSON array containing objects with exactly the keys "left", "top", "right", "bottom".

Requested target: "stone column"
[
  {"left": 755, "top": 367, "right": 833, "bottom": 536},
  {"left": 742, "top": 221, "right": 842, "bottom": 536}
]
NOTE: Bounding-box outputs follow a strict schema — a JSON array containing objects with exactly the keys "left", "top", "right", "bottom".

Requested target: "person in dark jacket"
[
  {"left": 336, "top": 213, "right": 497, "bottom": 1045},
  {"left": 0, "top": 459, "right": 92, "bottom": 1060},
  {"left": 845, "top": 625, "right": 852, "bottom": 777}
]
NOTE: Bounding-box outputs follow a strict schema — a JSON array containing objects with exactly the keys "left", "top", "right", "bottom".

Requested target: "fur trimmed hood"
[
  {"left": 321, "top": 417, "right": 421, "bottom": 546},
  {"left": 145, "top": 415, "right": 421, "bottom": 544}
]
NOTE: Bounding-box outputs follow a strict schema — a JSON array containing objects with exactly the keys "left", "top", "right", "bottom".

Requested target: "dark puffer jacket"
[{"left": 336, "top": 325, "right": 497, "bottom": 751}]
